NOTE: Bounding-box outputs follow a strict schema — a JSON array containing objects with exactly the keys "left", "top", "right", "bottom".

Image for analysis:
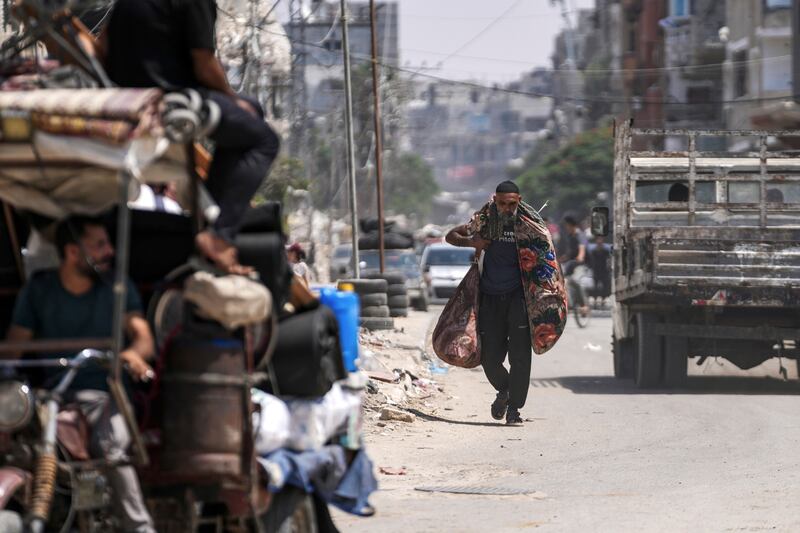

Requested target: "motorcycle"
[{"left": 0, "top": 349, "right": 116, "bottom": 533}]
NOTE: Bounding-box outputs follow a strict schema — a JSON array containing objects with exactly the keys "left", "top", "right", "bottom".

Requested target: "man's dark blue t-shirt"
[
  {"left": 11, "top": 270, "right": 142, "bottom": 391},
  {"left": 480, "top": 222, "right": 521, "bottom": 295}
]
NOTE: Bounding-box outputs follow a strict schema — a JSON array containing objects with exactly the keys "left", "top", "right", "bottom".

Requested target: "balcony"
[{"left": 662, "top": 16, "right": 725, "bottom": 70}]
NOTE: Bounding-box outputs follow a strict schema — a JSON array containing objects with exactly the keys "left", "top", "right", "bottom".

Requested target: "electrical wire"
[
  {"left": 218, "top": 7, "right": 800, "bottom": 107},
  {"left": 436, "top": 0, "right": 524, "bottom": 67},
  {"left": 399, "top": 46, "right": 791, "bottom": 75}
]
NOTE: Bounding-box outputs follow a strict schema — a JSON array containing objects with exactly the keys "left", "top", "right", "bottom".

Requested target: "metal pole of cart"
[{"left": 109, "top": 169, "right": 149, "bottom": 466}]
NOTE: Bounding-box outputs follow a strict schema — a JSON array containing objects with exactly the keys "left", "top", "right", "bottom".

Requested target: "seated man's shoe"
[
  {"left": 491, "top": 390, "right": 508, "bottom": 420},
  {"left": 506, "top": 408, "right": 523, "bottom": 426}
]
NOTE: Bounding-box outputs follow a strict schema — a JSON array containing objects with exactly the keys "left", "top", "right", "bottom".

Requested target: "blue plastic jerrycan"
[{"left": 319, "top": 286, "right": 360, "bottom": 372}]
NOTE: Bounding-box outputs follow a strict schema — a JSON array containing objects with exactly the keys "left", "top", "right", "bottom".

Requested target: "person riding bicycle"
[
  {"left": 557, "top": 214, "right": 590, "bottom": 317},
  {"left": 5, "top": 216, "right": 156, "bottom": 533}
]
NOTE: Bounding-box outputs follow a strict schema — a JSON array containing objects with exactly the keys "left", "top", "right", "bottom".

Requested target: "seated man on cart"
[
  {"left": 97, "top": 0, "right": 281, "bottom": 275},
  {"left": 5, "top": 216, "right": 156, "bottom": 533}
]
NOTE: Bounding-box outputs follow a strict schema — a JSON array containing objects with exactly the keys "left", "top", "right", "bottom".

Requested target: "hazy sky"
[
  {"left": 396, "top": 0, "right": 595, "bottom": 83},
  {"left": 277, "top": 0, "right": 596, "bottom": 83}
]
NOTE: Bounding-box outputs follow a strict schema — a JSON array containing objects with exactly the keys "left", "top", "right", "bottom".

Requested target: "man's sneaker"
[
  {"left": 491, "top": 390, "right": 508, "bottom": 420},
  {"left": 506, "top": 408, "right": 523, "bottom": 426}
]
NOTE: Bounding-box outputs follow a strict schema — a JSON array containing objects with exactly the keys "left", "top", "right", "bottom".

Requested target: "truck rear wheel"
[
  {"left": 612, "top": 334, "right": 635, "bottom": 379},
  {"left": 664, "top": 335, "right": 688, "bottom": 388},
  {"left": 635, "top": 313, "right": 663, "bottom": 388}
]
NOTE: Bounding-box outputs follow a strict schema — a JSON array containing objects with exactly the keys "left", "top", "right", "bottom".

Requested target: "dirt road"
[{"left": 333, "top": 307, "right": 800, "bottom": 532}]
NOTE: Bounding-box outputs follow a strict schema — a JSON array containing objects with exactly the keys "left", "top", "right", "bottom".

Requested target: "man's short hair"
[
  {"left": 495, "top": 180, "right": 520, "bottom": 194},
  {"left": 55, "top": 216, "right": 107, "bottom": 259},
  {"left": 562, "top": 214, "right": 578, "bottom": 226}
]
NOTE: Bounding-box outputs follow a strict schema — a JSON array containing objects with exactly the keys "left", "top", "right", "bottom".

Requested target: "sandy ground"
[{"left": 331, "top": 307, "right": 800, "bottom": 533}]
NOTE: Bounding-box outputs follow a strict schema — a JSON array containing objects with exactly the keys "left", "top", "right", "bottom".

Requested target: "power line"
[
  {"left": 402, "top": 11, "right": 569, "bottom": 21},
  {"left": 218, "top": 7, "right": 799, "bottom": 107},
  {"left": 437, "top": 0, "right": 524, "bottom": 67},
  {"left": 399, "top": 46, "right": 791, "bottom": 75}
]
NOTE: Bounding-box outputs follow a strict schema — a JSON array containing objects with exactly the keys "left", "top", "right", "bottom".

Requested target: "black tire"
[
  {"left": 387, "top": 283, "right": 407, "bottom": 297},
  {"left": 612, "top": 333, "right": 635, "bottom": 379},
  {"left": 390, "top": 307, "right": 409, "bottom": 317},
  {"left": 358, "top": 293, "right": 388, "bottom": 307},
  {"left": 388, "top": 295, "right": 410, "bottom": 308},
  {"left": 360, "top": 317, "right": 394, "bottom": 331},
  {"left": 361, "top": 305, "right": 390, "bottom": 318},
  {"left": 261, "top": 488, "right": 319, "bottom": 533},
  {"left": 635, "top": 312, "right": 663, "bottom": 388},
  {"left": 364, "top": 272, "right": 406, "bottom": 285},
  {"left": 413, "top": 292, "right": 429, "bottom": 312},
  {"left": 664, "top": 335, "right": 688, "bottom": 388},
  {"left": 337, "top": 278, "right": 388, "bottom": 294}
]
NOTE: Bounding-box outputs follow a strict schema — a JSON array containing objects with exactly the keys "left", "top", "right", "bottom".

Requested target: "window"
[
  {"left": 733, "top": 50, "right": 748, "bottom": 98},
  {"left": 764, "top": 0, "right": 791, "bottom": 11},
  {"left": 728, "top": 182, "right": 760, "bottom": 203},
  {"left": 635, "top": 181, "right": 715, "bottom": 205},
  {"left": 425, "top": 248, "right": 475, "bottom": 266},
  {"left": 323, "top": 40, "right": 342, "bottom": 51},
  {"left": 671, "top": 0, "right": 690, "bottom": 17}
]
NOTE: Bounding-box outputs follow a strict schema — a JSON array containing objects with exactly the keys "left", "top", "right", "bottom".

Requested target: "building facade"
[
  {"left": 406, "top": 74, "right": 553, "bottom": 195},
  {"left": 723, "top": 0, "right": 793, "bottom": 132}
]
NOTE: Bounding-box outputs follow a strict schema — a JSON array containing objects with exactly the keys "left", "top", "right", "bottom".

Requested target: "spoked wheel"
[{"left": 569, "top": 282, "right": 591, "bottom": 328}]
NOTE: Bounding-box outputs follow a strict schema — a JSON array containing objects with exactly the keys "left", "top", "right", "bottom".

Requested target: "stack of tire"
[
  {"left": 337, "top": 278, "right": 394, "bottom": 331},
  {"left": 364, "top": 272, "right": 409, "bottom": 318}
]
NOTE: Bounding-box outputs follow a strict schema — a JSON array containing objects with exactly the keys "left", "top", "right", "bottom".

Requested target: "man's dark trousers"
[
  {"left": 478, "top": 290, "right": 532, "bottom": 410},
  {"left": 204, "top": 92, "right": 281, "bottom": 243}
]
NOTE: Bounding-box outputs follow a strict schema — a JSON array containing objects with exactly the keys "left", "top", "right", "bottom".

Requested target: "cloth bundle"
[
  {"left": 432, "top": 200, "right": 568, "bottom": 367},
  {"left": 0, "top": 88, "right": 163, "bottom": 143}
]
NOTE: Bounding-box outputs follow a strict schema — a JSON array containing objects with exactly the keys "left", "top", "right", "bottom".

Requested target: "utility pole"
[
  {"left": 340, "top": 0, "right": 360, "bottom": 278},
  {"left": 794, "top": 0, "right": 800, "bottom": 103},
  {"left": 369, "top": 0, "right": 385, "bottom": 273},
  {"left": 289, "top": 0, "right": 308, "bottom": 157},
  {"left": 552, "top": 0, "right": 578, "bottom": 139}
]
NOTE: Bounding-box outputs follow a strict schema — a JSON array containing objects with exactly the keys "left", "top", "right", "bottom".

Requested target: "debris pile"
[{"left": 356, "top": 327, "right": 447, "bottom": 434}]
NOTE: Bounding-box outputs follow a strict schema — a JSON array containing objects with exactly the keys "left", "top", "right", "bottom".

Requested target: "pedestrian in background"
[{"left": 288, "top": 243, "right": 311, "bottom": 288}]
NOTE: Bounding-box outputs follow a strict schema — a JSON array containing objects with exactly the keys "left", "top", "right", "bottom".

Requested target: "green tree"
[
  {"left": 253, "top": 156, "right": 309, "bottom": 205},
  {"left": 515, "top": 127, "right": 613, "bottom": 218},
  {"left": 384, "top": 152, "right": 440, "bottom": 218}
]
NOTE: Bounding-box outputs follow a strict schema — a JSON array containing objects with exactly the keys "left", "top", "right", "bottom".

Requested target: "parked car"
[
  {"left": 420, "top": 243, "right": 474, "bottom": 302},
  {"left": 357, "top": 249, "right": 429, "bottom": 311},
  {"left": 329, "top": 243, "right": 352, "bottom": 281}
]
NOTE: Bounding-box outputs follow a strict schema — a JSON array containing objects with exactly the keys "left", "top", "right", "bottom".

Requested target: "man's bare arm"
[
  {"left": 191, "top": 49, "right": 236, "bottom": 96},
  {"left": 191, "top": 50, "right": 259, "bottom": 116},
  {"left": 125, "top": 313, "right": 154, "bottom": 361},
  {"left": 445, "top": 224, "right": 472, "bottom": 247},
  {"left": 4, "top": 325, "right": 32, "bottom": 360},
  {"left": 446, "top": 224, "right": 490, "bottom": 254},
  {"left": 121, "top": 312, "right": 155, "bottom": 381},
  {"left": 577, "top": 243, "right": 587, "bottom": 264}
]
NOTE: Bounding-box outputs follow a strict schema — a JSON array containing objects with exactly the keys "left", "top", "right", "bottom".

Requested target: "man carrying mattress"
[{"left": 445, "top": 181, "right": 567, "bottom": 425}]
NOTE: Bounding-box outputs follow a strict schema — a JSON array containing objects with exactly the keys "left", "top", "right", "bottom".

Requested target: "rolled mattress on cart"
[{"left": 0, "top": 88, "right": 191, "bottom": 219}]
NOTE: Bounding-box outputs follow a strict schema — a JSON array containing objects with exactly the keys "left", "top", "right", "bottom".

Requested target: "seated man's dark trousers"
[{"left": 204, "top": 92, "right": 281, "bottom": 243}]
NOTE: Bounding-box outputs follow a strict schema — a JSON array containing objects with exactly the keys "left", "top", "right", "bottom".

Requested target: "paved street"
[{"left": 334, "top": 308, "right": 800, "bottom": 533}]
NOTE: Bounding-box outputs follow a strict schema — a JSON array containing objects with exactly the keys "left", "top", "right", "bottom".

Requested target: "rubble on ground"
[{"left": 357, "top": 325, "right": 448, "bottom": 434}]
